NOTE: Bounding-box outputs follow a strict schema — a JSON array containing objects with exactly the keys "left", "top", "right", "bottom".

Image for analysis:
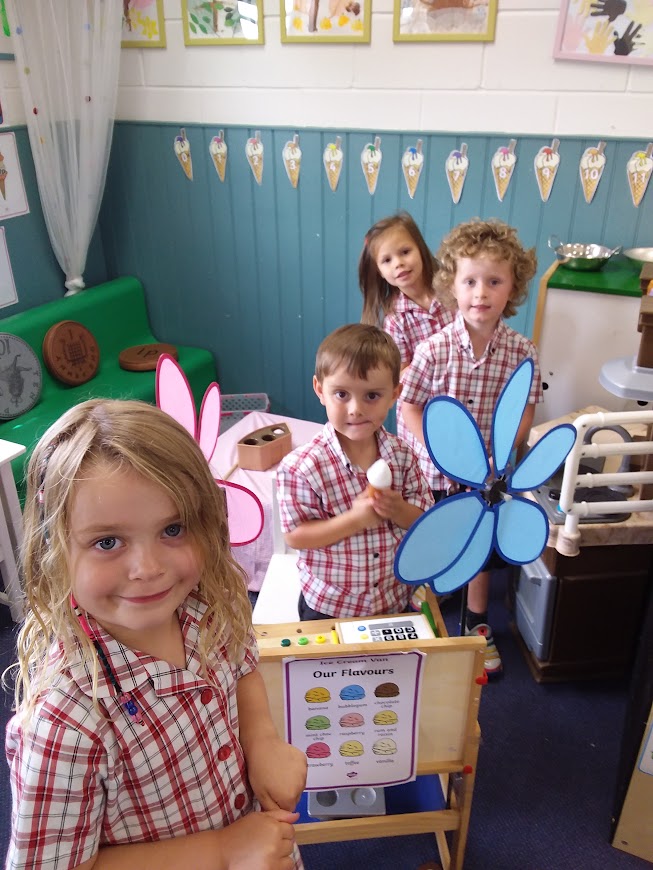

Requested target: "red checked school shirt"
[
  {"left": 5, "top": 591, "right": 304, "bottom": 870},
  {"left": 401, "top": 310, "right": 543, "bottom": 490},
  {"left": 383, "top": 294, "right": 454, "bottom": 451},
  {"left": 276, "top": 424, "right": 433, "bottom": 617}
]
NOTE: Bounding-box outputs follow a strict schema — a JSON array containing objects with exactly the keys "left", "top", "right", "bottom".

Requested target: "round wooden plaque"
[
  {"left": 42, "top": 321, "right": 100, "bottom": 386},
  {"left": 119, "top": 343, "right": 179, "bottom": 372}
]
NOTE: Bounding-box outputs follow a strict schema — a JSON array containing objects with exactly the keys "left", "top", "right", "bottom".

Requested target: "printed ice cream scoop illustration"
[
  {"left": 339, "top": 740, "right": 364, "bottom": 757},
  {"left": 446, "top": 143, "right": 469, "bottom": 205},
  {"left": 367, "top": 458, "right": 392, "bottom": 496},
  {"left": 305, "top": 715, "right": 331, "bottom": 731},
  {"left": 174, "top": 129, "right": 193, "bottom": 181},
  {"left": 374, "top": 681, "right": 400, "bottom": 698},
  {"left": 209, "top": 131, "right": 228, "bottom": 183},
  {"left": 340, "top": 684, "right": 365, "bottom": 701},
  {"left": 305, "top": 686, "right": 331, "bottom": 703},
  {"left": 373, "top": 709, "right": 398, "bottom": 726},
  {"left": 339, "top": 712, "right": 365, "bottom": 728},
  {"left": 306, "top": 741, "right": 331, "bottom": 759},
  {"left": 361, "top": 136, "right": 382, "bottom": 195},
  {"left": 246, "top": 131, "right": 264, "bottom": 186},
  {"left": 402, "top": 140, "right": 424, "bottom": 200},
  {"left": 579, "top": 142, "right": 606, "bottom": 204},
  {"left": 283, "top": 134, "right": 302, "bottom": 189},
  {"left": 534, "top": 139, "right": 560, "bottom": 203},
  {"left": 372, "top": 737, "right": 397, "bottom": 756},
  {"left": 492, "top": 139, "right": 517, "bottom": 202},
  {"left": 626, "top": 144, "right": 653, "bottom": 208},
  {"left": 323, "top": 136, "right": 344, "bottom": 192}
]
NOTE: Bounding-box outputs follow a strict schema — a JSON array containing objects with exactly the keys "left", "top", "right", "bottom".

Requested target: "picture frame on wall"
[
  {"left": 554, "top": 0, "right": 653, "bottom": 66},
  {"left": 393, "top": 0, "right": 496, "bottom": 42},
  {"left": 182, "top": 0, "right": 265, "bottom": 45},
  {"left": 0, "top": 0, "right": 13, "bottom": 60},
  {"left": 121, "top": 0, "right": 167, "bottom": 48},
  {"left": 280, "top": 0, "right": 371, "bottom": 43}
]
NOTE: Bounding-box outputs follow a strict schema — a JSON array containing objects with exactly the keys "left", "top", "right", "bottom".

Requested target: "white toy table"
[{"left": 0, "top": 438, "right": 26, "bottom": 620}]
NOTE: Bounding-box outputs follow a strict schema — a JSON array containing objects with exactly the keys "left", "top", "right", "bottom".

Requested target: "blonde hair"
[
  {"left": 359, "top": 212, "right": 438, "bottom": 326},
  {"left": 315, "top": 323, "right": 401, "bottom": 387},
  {"left": 9, "top": 399, "right": 252, "bottom": 723},
  {"left": 434, "top": 218, "right": 537, "bottom": 319}
]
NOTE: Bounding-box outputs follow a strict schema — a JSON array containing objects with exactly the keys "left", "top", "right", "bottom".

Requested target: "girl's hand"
[
  {"left": 247, "top": 736, "right": 307, "bottom": 812},
  {"left": 219, "top": 808, "right": 298, "bottom": 870}
]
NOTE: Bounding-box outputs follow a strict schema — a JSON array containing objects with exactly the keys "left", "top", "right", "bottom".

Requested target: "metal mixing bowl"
[
  {"left": 623, "top": 247, "right": 653, "bottom": 265},
  {"left": 548, "top": 235, "right": 621, "bottom": 272}
]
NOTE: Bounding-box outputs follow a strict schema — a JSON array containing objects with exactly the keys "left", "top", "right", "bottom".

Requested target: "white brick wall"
[{"left": 1, "top": 0, "right": 652, "bottom": 136}]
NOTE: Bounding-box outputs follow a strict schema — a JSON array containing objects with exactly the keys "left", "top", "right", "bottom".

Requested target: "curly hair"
[
  {"left": 8, "top": 399, "right": 252, "bottom": 724},
  {"left": 434, "top": 219, "right": 537, "bottom": 319},
  {"left": 359, "top": 212, "right": 438, "bottom": 326}
]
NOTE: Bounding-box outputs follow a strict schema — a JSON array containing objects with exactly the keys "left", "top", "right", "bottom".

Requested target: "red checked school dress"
[{"left": 6, "top": 591, "right": 304, "bottom": 870}]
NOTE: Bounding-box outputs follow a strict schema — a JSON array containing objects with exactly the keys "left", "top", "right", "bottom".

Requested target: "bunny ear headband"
[{"left": 155, "top": 354, "right": 264, "bottom": 547}]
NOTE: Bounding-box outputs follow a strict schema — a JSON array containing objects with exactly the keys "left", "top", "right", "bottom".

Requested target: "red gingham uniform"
[
  {"left": 276, "top": 423, "right": 433, "bottom": 617},
  {"left": 401, "top": 310, "right": 543, "bottom": 490},
  {"left": 383, "top": 294, "right": 454, "bottom": 450},
  {"left": 5, "top": 591, "right": 304, "bottom": 870}
]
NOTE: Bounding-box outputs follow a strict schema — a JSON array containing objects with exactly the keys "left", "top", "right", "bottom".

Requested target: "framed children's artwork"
[
  {"left": 0, "top": 0, "right": 13, "bottom": 60},
  {"left": 0, "top": 133, "right": 28, "bottom": 221},
  {"left": 280, "top": 0, "right": 371, "bottom": 43},
  {"left": 0, "top": 228, "right": 17, "bottom": 308},
  {"left": 182, "top": 0, "right": 264, "bottom": 45},
  {"left": 393, "top": 0, "right": 497, "bottom": 42},
  {"left": 121, "top": 0, "right": 167, "bottom": 48},
  {"left": 554, "top": 0, "right": 653, "bottom": 65}
]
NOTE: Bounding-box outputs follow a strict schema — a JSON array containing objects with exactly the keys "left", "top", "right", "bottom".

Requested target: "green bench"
[{"left": 0, "top": 276, "right": 217, "bottom": 504}]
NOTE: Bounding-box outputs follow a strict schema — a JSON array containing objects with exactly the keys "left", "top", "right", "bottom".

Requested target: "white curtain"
[{"left": 8, "top": 0, "right": 122, "bottom": 295}]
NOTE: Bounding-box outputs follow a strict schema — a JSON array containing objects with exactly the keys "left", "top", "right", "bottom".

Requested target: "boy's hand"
[
  {"left": 218, "top": 808, "right": 298, "bottom": 870},
  {"left": 247, "top": 736, "right": 307, "bottom": 812},
  {"left": 370, "top": 487, "right": 406, "bottom": 523},
  {"left": 350, "top": 491, "right": 384, "bottom": 531}
]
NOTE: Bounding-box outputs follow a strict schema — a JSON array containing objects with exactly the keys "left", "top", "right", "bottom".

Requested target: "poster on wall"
[
  {"left": 554, "top": 0, "right": 653, "bottom": 65},
  {"left": 182, "top": 0, "right": 264, "bottom": 44},
  {"left": 394, "top": 0, "right": 497, "bottom": 42},
  {"left": 0, "top": 228, "right": 17, "bottom": 308},
  {"left": 0, "top": 133, "right": 28, "bottom": 220},
  {"left": 281, "top": 0, "right": 371, "bottom": 42},
  {"left": 0, "top": 0, "right": 13, "bottom": 60},
  {"left": 121, "top": 0, "right": 166, "bottom": 48}
]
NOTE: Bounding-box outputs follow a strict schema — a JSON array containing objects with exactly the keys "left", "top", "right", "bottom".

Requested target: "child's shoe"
[{"left": 465, "top": 623, "right": 502, "bottom": 676}]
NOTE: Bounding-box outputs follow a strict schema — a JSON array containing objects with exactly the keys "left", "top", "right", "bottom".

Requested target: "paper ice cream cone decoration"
[
  {"left": 492, "top": 139, "right": 517, "bottom": 202},
  {"left": 579, "top": 141, "right": 606, "bottom": 204},
  {"left": 174, "top": 129, "right": 193, "bottom": 181},
  {"left": 209, "top": 131, "right": 228, "bottom": 182},
  {"left": 0, "top": 153, "right": 8, "bottom": 200},
  {"left": 626, "top": 144, "right": 653, "bottom": 208},
  {"left": 366, "top": 458, "right": 392, "bottom": 496},
  {"left": 446, "top": 143, "right": 469, "bottom": 205},
  {"left": 402, "top": 140, "right": 424, "bottom": 200},
  {"left": 246, "top": 131, "right": 264, "bottom": 186},
  {"left": 534, "top": 139, "right": 560, "bottom": 203},
  {"left": 361, "top": 136, "right": 382, "bottom": 195},
  {"left": 283, "top": 133, "right": 302, "bottom": 189},
  {"left": 323, "top": 136, "right": 344, "bottom": 192}
]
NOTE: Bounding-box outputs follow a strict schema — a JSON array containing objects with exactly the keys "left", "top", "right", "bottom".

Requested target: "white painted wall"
[{"left": 1, "top": 0, "right": 651, "bottom": 136}]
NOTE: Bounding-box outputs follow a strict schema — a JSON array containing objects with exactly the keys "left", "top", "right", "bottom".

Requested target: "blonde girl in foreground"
[{"left": 6, "top": 399, "right": 306, "bottom": 870}]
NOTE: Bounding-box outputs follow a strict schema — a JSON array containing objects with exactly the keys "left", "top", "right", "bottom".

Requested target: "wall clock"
[{"left": 0, "top": 333, "right": 42, "bottom": 420}]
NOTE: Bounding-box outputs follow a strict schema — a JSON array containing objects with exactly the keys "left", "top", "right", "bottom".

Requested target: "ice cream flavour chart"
[{"left": 283, "top": 652, "right": 424, "bottom": 790}]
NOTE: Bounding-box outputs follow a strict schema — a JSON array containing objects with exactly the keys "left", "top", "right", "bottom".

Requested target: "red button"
[
  {"left": 200, "top": 688, "right": 213, "bottom": 705},
  {"left": 217, "top": 745, "right": 232, "bottom": 761},
  {"left": 234, "top": 793, "right": 246, "bottom": 809}
]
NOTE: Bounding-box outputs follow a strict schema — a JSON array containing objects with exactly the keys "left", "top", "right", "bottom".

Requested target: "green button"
[
  {"left": 298, "top": 636, "right": 309, "bottom": 645},
  {"left": 281, "top": 638, "right": 291, "bottom": 647}
]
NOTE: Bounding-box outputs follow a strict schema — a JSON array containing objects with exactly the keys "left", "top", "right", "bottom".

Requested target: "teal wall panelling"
[{"left": 99, "top": 123, "right": 653, "bottom": 425}]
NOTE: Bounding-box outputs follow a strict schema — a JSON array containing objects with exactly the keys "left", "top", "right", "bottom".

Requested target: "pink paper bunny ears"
[{"left": 155, "top": 354, "right": 264, "bottom": 547}]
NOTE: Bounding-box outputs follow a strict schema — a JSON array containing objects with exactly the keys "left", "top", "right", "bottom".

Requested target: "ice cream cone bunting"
[
  {"left": 246, "top": 131, "right": 264, "bottom": 186},
  {"left": 445, "top": 143, "right": 469, "bottom": 204},
  {"left": 402, "top": 140, "right": 424, "bottom": 199},
  {"left": 174, "top": 129, "right": 193, "bottom": 181},
  {"left": 626, "top": 143, "right": 653, "bottom": 208},
  {"left": 491, "top": 139, "right": 517, "bottom": 202},
  {"left": 323, "top": 136, "right": 344, "bottom": 192},
  {"left": 209, "top": 131, "right": 228, "bottom": 182},
  {"left": 534, "top": 139, "right": 560, "bottom": 203},
  {"left": 579, "top": 141, "right": 606, "bottom": 204},
  {"left": 361, "top": 136, "right": 382, "bottom": 195},
  {"left": 282, "top": 133, "right": 302, "bottom": 189}
]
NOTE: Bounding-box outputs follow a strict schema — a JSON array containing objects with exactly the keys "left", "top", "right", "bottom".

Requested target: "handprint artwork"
[{"left": 556, "top": 0, "right": 653, "bottom": 64}]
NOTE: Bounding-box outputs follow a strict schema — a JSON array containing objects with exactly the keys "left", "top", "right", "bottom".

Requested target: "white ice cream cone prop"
[
  {"left": 402, "top": 140, "right": 424, "bottom": 199},
  {"left": 445, "top": 143, "right": 469, "bottom": 205},
  {"left": 323, "top": 136, "right": 344, "bottom": 192},
  {"left": 0, "top": 154, "right": 8, "bottom": 201},
  {"left": 361, "top": 136, "right": 382, "bottom": 195},
  {"left": 579, "top": 141, "right": 606, "bottom": 204},
  {"left": 174, "top": 129, "right": 193, "bottom": 181},
  {"left": 491, "top": 139, "right": 517, "bottom": 202},
  {"left": 209, "top": 131, "right": 228, "bottom": 182},
  {"left": 626, "top": 143, "right": 653, "bottom": 208},
  {"left": 534, "top": 139, "right": 560, "bottom": 203},
  {"left": 246, "top": 130, "right": 264, "bottom": 186},
  {"left": 283, "top": 133, "right": 302, "bottom": 189},
  {"left": 366, "top": 458, "right": 392, "bottom": 496}
]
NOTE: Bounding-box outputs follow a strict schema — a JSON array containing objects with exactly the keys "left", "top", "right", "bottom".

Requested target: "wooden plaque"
[
  {"left": 42, "top": 321, "right": 100, "bottom": 386},
  {"left": 119, "top": 343, "right": 178, "bottom": 372}
]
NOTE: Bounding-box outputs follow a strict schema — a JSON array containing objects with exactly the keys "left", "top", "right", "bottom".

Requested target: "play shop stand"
[{"left": 255, "top": 592, "right": 486, "bottom": 870}]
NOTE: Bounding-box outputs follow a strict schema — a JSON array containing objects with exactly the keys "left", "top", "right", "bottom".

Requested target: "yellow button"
[{"left": 360, "top": 633, "right": 369, "bottom": 640}]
